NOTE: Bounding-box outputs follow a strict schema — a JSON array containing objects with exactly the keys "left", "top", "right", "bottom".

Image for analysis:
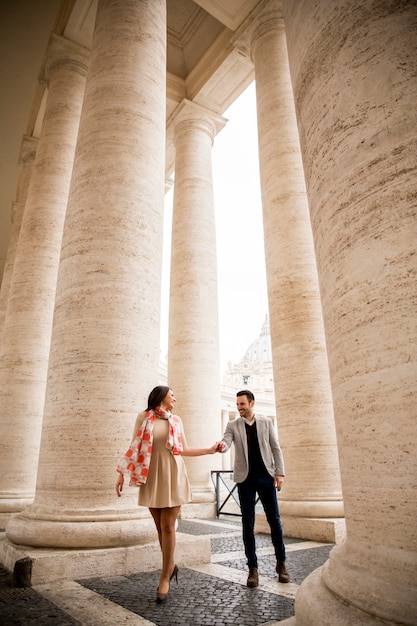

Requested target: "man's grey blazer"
[{"left": 221, "top": 414, "right": 285, "bottom": 483}]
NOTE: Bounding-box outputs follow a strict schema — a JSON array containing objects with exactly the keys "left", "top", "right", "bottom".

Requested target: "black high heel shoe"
[
  {"left": 156, "top": 566, "right": 179, "bottom": 603},
  {"left": 156, "top": 588, "right": 169, "bottom": 604}
]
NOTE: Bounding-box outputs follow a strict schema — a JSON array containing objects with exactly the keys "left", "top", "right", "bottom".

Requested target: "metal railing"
[{"left": 211, "top": 470, "right": 241, "bottom": 517}]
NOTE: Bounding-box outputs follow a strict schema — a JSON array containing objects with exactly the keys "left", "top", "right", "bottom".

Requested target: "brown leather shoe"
[
  {"left": 276, "top": 560, "right": 290, "bottom": 583},
  {"left": 247, "top": 567, "right": 259, "bottom": 587}
]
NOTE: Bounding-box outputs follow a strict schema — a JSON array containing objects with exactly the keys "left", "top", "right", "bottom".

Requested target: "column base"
[
  {"left": 180, "top": 502, "right": 216, "bottom": 519},
  {"left": 0, "top": 530, "right": 211, "bottom": 585},
  {"left": 293, "top": 565, "right": 414, "bottom": 626},
  {"left": 255, "top": 512, "right": 346, "bottom": 544},
  {"left": 0, "top": 511, "right": 18, "bottom": 528},
  {"left": 0, "top": 497, "right": 34, "bottom": 527}
]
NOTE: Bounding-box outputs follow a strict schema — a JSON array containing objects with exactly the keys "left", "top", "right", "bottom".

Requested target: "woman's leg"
[
  {"left": 155, "top": 506, "right": 180, "bottom": 594},
  {"left": 149, "top": 507, "right": 162, "bottom": 548}
]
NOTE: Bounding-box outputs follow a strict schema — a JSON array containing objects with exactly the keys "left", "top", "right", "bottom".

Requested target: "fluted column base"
[
  {"left": 293, "top": 540, "right": 417, "bottom": 625},
  {"left": 256, "top": 498, "right": 345, "bottom": 543},
  {"left": 294, "top": 565, "right": 415, "bottom": 626},
  {"left": 181, "top": 503, "right": 216, "bottom": 520},
  {"left": 0, "top": 496, "right": 33, "bottom": 527},
  {"left": 258, "top": 515, "right": 346, "bottom": 544},
  {"left": 279, "top": 500, "right": 344, "bottom": 518},
  {"left": 6, "top": 507, "right": 155, "bottom": 549}
]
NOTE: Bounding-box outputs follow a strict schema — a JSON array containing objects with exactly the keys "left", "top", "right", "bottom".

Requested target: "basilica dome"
[
  {"left": 221, "top": 315, "right": 275, "bottom": 409},
  {"left": 242, "top": 316, "right": 272, "bottom": 363}
]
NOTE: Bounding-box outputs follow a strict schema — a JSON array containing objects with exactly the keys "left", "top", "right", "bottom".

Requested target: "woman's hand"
[
  {"left": 181, "top": 442, "right": 225, "bottom": 456},
  {"left": 208, "top": 441, "right": 223, "bottom": 454},
  {"left": 116, "top": 472, "right": 124, "bottom": 497}
]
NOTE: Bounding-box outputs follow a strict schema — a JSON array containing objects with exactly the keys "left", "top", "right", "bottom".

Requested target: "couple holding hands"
[{"left": 116, "top": 385, "right": 289, "bottom": 603}]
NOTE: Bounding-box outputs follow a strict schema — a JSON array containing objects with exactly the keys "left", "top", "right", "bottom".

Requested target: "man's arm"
[
  {"left": 268, "top": 419, "right": 285, "bottom": 476},
  {"left": 218, "top": 420, "right": 235, "bottom": 453}
]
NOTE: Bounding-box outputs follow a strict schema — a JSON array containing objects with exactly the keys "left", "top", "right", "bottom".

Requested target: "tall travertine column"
[
  {"left": 0, "top": 135, "right": 37, "bottom": 347},
  {"left": 168, "top": 100, "right": 225, "bottom": 515},
  {"left": 247, "top": 1, "right": 343, "bottom": 533},
  {"left": 281, "top": 0, "right": 417, "bottom": 624},
  {"left": 0, "top": 36, "right": 88, "bottom": 523},
  {"left": 6, "top": 0, "right": 167, "bottom": 548}
]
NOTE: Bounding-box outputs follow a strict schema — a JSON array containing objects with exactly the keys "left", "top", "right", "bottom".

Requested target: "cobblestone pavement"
[{"left": 0, "top": 518, "right": 334, "bottom": 625}]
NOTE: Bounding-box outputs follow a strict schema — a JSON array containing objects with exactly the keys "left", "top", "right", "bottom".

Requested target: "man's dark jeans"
[{"left": 237, "top": 473, "right": 286, "bottom": 569}]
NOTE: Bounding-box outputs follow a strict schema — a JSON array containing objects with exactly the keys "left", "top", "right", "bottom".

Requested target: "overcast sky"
[{"left": 161, "top": 82, "right": 269, "bottom": 373}]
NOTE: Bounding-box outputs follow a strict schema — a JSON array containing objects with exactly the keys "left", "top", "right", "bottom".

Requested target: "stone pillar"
[
  {"left": 168, "top": 100, "right": 225, "bottom": 516},
  {"left": 281, "top": 0, "right": 417, "bottom": 624},
  {"left": 247, "top": 1, "right": 344, "bottom": 540},
  {"left": 0, "top": 36, "right": 88, "bottom": 524},
  {"left": 0, "top": 136, "right": 37, "bottom": 347},
  {"left": 6, "top": 0, "right": 167, "bottom": 548}
]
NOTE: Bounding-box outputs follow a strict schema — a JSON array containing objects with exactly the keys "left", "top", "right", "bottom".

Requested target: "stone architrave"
[
  {"left": 0, "top": 35, "right": 89, "bottom": 524},
  {"left": 168, "top": 100, "right": 226, "bottom": 516},
  {"left": 0, "top": 136, "right": 37, "bottom": 347},
  {"left": 6, "top": 0, "right": 167, "bottom": 549},
  {"left": 247, "top": 1, "right": 344, "bottom": 536},
  {"left": 282, "top": 0, "right": 417, "bottom": 624}
]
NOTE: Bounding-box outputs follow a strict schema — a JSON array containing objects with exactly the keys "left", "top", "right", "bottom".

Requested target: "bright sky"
[{"left": 161, "top": 81, "right": 269, "bottom": 373}]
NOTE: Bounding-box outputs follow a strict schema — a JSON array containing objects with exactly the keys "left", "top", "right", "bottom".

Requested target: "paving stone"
[
  {"left": 0, "top": 519, "right": 334, "bottom": 625},
  {"left": 79, "top": 567, "right": 295, "bottom": 626},
  {"left": 0, "top": 565, "right": 81, "bottom": 626},
  {"left": 220, "top": 545, "right": 334, "bottom": 586}
]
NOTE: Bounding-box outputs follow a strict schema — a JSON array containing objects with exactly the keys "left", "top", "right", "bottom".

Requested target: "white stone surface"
[
  {"left": 0, "top": 531, "right": 210, "bottom": 584},
  {"left": 5, "top": 0, "right": 167, "bottom": 549},
  {"left": 256, "top": 512, "right": 346, "bottom": 544},
  {"left": 0, "top": 136, "right": 37, "bottom": 345},
  {"left": 168, "top": 100, "right": 226, "bottom": 505},
  {"left": 34, "top": 580, "right": 156, "bottom": 626},
  {"left": 0, "top": 34, "right": 89, "bottom": 515},
  {"left": 249, "top": 2, "right": 343, "bottom": 520},
  {"left": 282, "top": 0, "right": 417, "bottom": 623}
]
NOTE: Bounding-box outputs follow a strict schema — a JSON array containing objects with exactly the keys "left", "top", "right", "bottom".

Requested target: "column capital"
[
  {"left": 233, "top": 0, "right": 284, "bottom": 59},
  {"left": 170, "top": 99, "right": 227, "bottom": 144},
  {"left": 41, "top": 33, "right": 90, "bottom": 85}
]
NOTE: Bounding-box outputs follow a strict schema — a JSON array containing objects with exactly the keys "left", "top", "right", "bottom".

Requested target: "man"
[{"left": 218, "top": 390, "right": 289, "bottom": 587}]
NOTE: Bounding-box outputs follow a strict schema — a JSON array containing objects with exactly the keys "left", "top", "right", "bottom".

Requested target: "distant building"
[
  {"left": 159, "top": 315, "right": 276, "bottom": 430},
  {"left": 220, "top": 315, "right": 276, "bottom": 425}
]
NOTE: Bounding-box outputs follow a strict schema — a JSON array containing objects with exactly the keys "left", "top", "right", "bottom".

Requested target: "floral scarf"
[{"left": 117, "top": 407, "right": 183, "bottom": 486}]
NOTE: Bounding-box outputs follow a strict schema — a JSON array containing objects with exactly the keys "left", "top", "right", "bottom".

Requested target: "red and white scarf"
[{"left": 117, "top": 407, "right": 183, "bottom": 486}]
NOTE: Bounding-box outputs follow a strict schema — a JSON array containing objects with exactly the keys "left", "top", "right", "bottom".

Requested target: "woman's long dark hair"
[{"left": 147, "top": 385, "right": 171, "bottom": 411}]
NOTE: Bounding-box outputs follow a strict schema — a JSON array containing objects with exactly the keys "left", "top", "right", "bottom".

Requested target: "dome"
[{"left": 242, "top": 315, "right": 272, "bottom": 363}]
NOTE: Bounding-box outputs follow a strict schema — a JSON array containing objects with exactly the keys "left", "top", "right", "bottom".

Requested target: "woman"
[{"left": 116, "top": 385, "right": 220, "bottom": 604}]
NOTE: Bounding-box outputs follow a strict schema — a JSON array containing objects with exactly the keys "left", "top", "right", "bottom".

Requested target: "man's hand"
[{"left": 274, "top": 475, "right": 284, "bottom": 491}]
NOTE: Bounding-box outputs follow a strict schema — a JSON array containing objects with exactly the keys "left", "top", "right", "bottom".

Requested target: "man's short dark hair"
[{"left": 236, "top": 389, "right": 255, "bottom": 403}]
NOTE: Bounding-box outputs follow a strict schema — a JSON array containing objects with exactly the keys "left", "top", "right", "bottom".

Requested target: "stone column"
[
  {"left": 0, "top": 136, "right": 37, "bottom": 347},
  {"left": 247, "top": 1, "right": 344, "bottom": 540},
  {"left": 168, "top": 100, "right": 225, "bottom": 516},
  {"left": 281, "top": 0, "right": 417, "bottom": 624},
  {"left": 0, "top": 36, "right": 88, "bottom": 523},
  {"left": 6, "top": 0, "right": 167, "bottom": 548}
]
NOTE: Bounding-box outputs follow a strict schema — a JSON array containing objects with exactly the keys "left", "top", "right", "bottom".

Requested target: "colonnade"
[{"left": 0, "top": 0, "right": 416, "bottom": 624}]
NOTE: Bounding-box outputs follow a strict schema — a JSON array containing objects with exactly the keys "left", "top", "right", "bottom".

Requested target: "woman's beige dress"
[{"left": 137, "top": 415, "right": 192, "bottom": 508}]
